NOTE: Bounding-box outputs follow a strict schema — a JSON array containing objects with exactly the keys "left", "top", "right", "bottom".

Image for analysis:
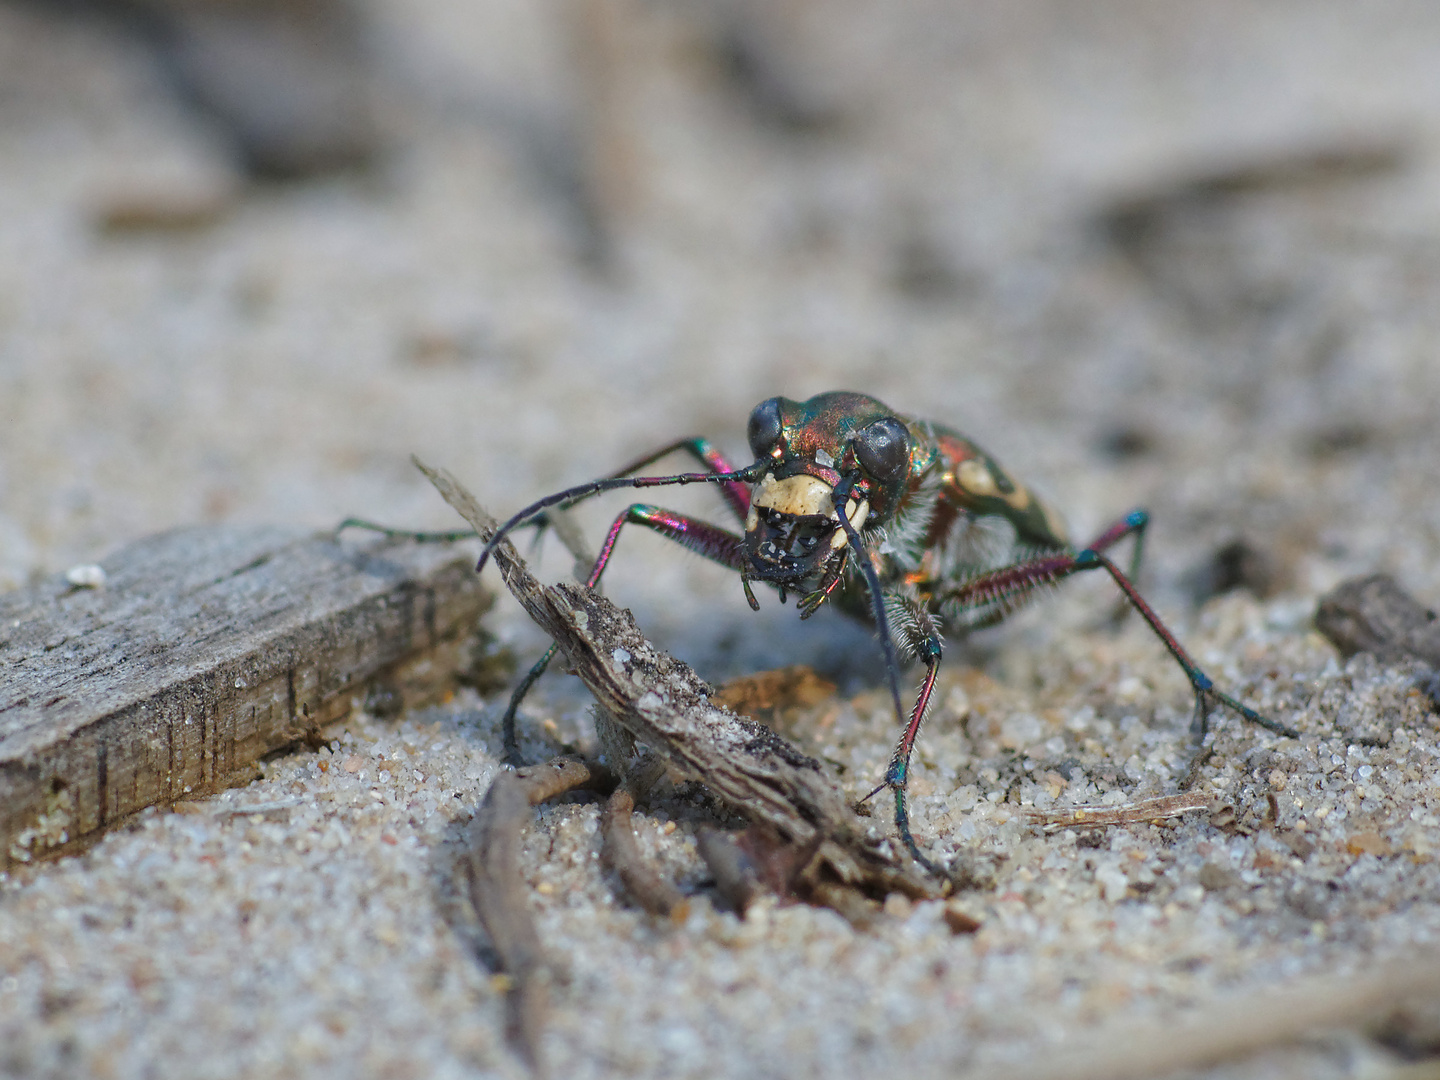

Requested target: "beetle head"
[{"left": 740, "top": 392, "right": 913, "bottom": 586}]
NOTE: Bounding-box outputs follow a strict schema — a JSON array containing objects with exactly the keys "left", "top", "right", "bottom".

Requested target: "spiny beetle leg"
[
  {"left": 476, "top": 440, "right": 766, "bottom": 577},
  {"left": 591, "top": 505, "right": 746, "bottom": 581},
  {"left": 1085, "top": 508, "right": 1149, "bottom": 562},
  {"left": 913, "top": 515, "right": 1295, "bottom": 848},
  {"left": 884, "top": 633, "right": 944, "bottom": 873},
  {"left": 1084, "top": 508, "right": 1150, "bottom": 625},
  {"left": 479, "top": 464, "right": 764, "bottom": 574},
  {"left": 926, "top": 513, "right": 1147, "bottom": 632},
  {"left": 494, "top": 437, "right": 760, "bottom": 761}
]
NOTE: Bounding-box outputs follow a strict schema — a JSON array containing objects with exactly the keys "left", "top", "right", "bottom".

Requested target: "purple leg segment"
[
  {"left": 589, "top": 505, "right": 745, "bottom": 586},
  {"left": 494, "top": 437, "right": 755, "bottom": 764}
]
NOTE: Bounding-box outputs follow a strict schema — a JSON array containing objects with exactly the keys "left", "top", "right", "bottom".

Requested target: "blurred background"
[
  {"left": 3, "top": 0, "right": 1440, "bottom": 664},
  {"left": 6, "top": 8, "right": 1440, "bottom": 1074}
]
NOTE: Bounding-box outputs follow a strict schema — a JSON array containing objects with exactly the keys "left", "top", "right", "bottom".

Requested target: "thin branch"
[
  {"left": 1315, "top": 573, "right": 1440, "bottom": 666},
  {"left": 601, "top": 786, "right": 689, "bottom": 918}
]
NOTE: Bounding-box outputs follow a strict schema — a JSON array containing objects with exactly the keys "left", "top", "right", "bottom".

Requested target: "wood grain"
[{"left": 1, "top": 525, "right": 491, "bottom": 867}]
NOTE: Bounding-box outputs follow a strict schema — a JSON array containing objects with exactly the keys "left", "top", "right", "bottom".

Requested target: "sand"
[{"left": 4, "top": 1, "right": 1440, "bottom": 1076}]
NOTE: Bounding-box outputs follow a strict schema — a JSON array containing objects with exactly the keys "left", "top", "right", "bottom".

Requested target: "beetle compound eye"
[
  {"left": 853, "top": 417, "right": 910, "bottom": 483},
  {"left": 748, "top": 398, "right": 785, "bottom": 460}
]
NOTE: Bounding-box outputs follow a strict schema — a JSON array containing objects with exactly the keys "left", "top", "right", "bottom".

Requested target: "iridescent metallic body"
[{"left": 475, "top": 391, "right": 1297, "bottom": 873}]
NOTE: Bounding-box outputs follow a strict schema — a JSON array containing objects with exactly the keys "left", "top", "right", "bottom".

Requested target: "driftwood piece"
[
  {"left": 415, "top": 458, "right": 936, "bottom": 901},
  {"left": 695, "top": 825, "right": 832, "bottom": 918},
  {"left": 1315, "top": 574, "right": 1440, "bottom": 667},
  {"left": 1, "top": 525, "right": 491, "bottom": 867}
]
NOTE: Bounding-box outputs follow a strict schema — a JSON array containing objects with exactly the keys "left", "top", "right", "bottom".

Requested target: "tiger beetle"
[{"left": 357, "top": 391, "right": 1299, "bottom": 873}]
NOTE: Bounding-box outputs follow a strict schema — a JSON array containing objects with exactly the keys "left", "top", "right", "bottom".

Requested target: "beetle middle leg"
[
  {"left": 947, "top": 509, "right": 1149, "bottom": 637},
  {"left": 1087, "top": 509, "right": 1150, "bottom": 625},
  {"left": 875, "top": 594, "right": 947, "bottom": 873},
  {"left": 1086, "top": 508, "right": 1150, "bottom": 575}
]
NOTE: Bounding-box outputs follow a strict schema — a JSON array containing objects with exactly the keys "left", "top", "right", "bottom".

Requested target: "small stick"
[
  {"left": 466, "top": 773, "right": 550, "bottom": 1075},
  {"left": 601, "top": 787, "right": 689, "bottom": 918},
  {"left": 465, "top": 756, "right": 610, "bottom": 1075},
  {"left": 975, "top": 950, "right": 1440, "bottom": 1080},
  {"left": 1025, "top": 791, "right": 1214, "bottom": 831},
  {"left": 513, "top": 756, "right": 610, "bottom": 805},
  {"left": 695, "top": 827, "right": 764, "bottom": 914}
]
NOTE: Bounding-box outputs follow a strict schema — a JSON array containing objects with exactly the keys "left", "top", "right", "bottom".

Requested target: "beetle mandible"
[{"left": 475, "top": 390, "right": 1297, "bottom": 871}]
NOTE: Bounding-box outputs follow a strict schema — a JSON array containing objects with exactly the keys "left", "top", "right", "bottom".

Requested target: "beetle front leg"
[
  {"left": 518, "top": 437, "right": 752, "bottom": 573},
  {"left": 589, "top": 504, "right": 746, "bottom": 580},
  {"left": 886, "top": 648, "right": 944, "bottom": 874},
  {"left": 797, "top": 561, "right": 846, "bottom": 618},
  {"left": 501, "top": 504, "right": 746, "bottom": 764}
]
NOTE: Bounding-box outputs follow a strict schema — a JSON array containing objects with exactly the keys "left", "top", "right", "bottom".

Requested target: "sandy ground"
[{"left": 4, "top": 1, "right": 1440, "bottom": 1077}]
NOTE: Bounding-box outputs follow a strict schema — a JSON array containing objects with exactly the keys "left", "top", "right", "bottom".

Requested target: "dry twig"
[
  {"left": 1025, "top": 791, "right": 1215, "bottom": 831},
  {"left": 464, "top": 757, "right": 610, "bottom": 1075},
  {"left": 600, "top": 786, "right": 689, "bottom": 918},
  {"left": 1316, "top": 574, "right": 1440, "bottom": 667},
  {"left": 416, "top": 456, "right": 935, "bottom": 906}
]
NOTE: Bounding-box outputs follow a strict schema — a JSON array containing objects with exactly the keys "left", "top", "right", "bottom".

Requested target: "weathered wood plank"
[{"left": 1, "top": 526, "right": 491, "bottom": 866}]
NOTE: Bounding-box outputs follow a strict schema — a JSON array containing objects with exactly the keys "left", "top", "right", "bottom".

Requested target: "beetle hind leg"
[
  {"left": 1072, "top": 548, "right": 1298, "bottom": 738},
  {"left": 334, "top": 517, "right": 478, "bottom": 544}
]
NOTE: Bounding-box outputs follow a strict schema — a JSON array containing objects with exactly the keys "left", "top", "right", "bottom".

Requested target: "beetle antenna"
[
  {"left": 833, "top": 475, "right": 907, "bottom": 735},
  {"left": 477, "top": 463, "right": 766, "bottom": 574}
]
